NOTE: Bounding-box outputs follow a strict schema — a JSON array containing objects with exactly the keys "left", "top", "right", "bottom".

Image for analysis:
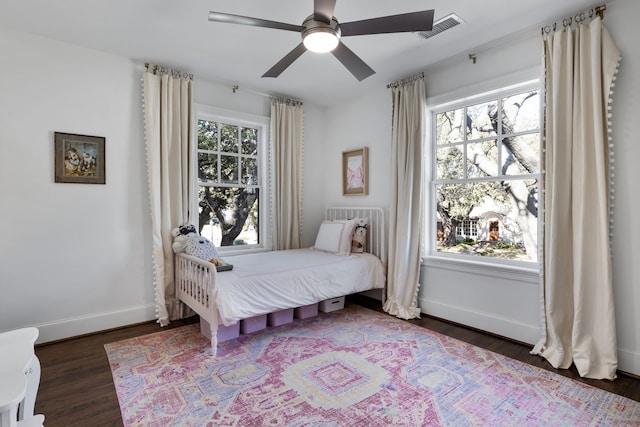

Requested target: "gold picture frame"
[
  {"left": 342, "top": 147, "right": 368, "bottom": 196},
  {"left": 54, "top": 132, "right": 106, "bottom": 184}
]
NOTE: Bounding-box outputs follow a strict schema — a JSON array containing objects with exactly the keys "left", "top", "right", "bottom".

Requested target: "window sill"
[
  {"left": 218, "top": 246, "right": 271, "bottom": 257},
  {"left": 421, "top": 255, "right": 540, "bottom": 283}
]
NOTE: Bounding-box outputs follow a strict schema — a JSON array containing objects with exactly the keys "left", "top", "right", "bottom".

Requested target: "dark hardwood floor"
[{"left": 33, "top": 297, "right": 640, "bottom": 427}]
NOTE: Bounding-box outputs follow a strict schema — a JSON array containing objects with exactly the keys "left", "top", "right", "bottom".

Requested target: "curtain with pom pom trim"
[
  {"left": 383, "top": 76, "right": 425, "bottom": 320},
  {"left": 143, "top": 67, "right": 194, "bottom": 326},
  {"left": 531, "top": 17, "right": 620, "bottom": 380}
]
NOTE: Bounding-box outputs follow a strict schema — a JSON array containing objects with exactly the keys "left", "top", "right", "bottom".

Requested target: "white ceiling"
[{"left": 0, "top": 0, "right": 602, "bottom": 106}]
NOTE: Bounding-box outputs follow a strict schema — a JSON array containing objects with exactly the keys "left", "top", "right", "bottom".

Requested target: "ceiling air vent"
[{"left": 416, "top": 13, "right": 465, "bottom": 40}]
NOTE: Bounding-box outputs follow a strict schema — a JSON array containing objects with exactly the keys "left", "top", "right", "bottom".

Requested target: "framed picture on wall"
[
  {"left": 54, "top": 132, "right": 106, "bottom": 184},
  {"left": 342, "top": 147, "right": 368, "bottom": 196}
]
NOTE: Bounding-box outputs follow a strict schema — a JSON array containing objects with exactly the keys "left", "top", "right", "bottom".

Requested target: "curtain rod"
[
  {"left": 144, "top": 63, "right": 193, "bottom": 80},
  {"left": 541, "top": 4, "right": 606, "bottom": 35},
  {"left": 387, "top": 71, "right": 425, "bottom": 89},
  {"left": 270, "top": 96, "right": 303, "bottom": 106}
]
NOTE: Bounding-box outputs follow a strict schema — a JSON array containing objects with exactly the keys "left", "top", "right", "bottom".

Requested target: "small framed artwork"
[
  {"left": 54, "top": 132, "right": 105, "bottom": 184},
  {"left": 342, "top": 147, "right": 368, "bottom": 196}
]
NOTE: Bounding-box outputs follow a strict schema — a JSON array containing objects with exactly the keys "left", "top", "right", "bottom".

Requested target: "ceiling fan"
[{"left": 208, "top": 0, "right": 434, "bottom": 81}]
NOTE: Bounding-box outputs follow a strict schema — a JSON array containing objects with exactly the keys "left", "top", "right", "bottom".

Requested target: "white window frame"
[
  {"left": 194, "top": 103, "right": 272, "bottom": 255},
  {"left": 456, "top": 219, "right": 479, "bottom": 239},
  {"left": 425, "top": 78, "right": 542, "bottom": 272}
]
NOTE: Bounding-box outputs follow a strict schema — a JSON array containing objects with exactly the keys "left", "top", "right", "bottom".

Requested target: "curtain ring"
[{"left": 562, "top": 17, "right": 572, "bottom": 28}]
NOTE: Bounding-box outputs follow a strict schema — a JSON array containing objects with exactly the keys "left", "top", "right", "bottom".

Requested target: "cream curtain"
[
  {"left": 270, "top": 98, "right": 304, "bottom": 250},
  {"left": 143, "top": 66, "right": 195, "bottom": 326},
  {"left": 531, "top": 18, "right": 621, "bottom": 380},
  {"left": 383, "top": 76, "right": 426, "bottom": 319}
]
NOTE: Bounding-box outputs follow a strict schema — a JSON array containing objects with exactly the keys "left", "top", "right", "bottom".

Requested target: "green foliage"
[
  {"left": 197, "top": 119, "right": 260, "bottom": 246},
  {"left": 493, "top": 241, "right": 519, "bottom": 249},
  {"left": 436, "top": 181, "right": 509, "bottom": 221}
]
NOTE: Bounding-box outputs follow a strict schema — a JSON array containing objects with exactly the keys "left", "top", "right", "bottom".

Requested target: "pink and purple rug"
[{"left": 105, "top": 305, "right": 639, "bottom": 426}]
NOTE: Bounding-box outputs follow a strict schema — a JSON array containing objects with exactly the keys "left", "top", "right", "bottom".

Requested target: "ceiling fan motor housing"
[{"left": 301, "top": 15, "right": 341, "bottom": 52}]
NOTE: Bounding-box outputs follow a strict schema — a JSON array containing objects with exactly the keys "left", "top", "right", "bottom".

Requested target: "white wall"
[
  {"left": 322, "top": 0, "right": 640, "bottom": 376},
  {"left": 0, "top": 29, "right": 154, "bottom": 343},
  {"left": 0, "top": 28, "right": 326, "bottom": 343},
  {"left": 324, "top": 90, "right": 392, "bottom": 212}
]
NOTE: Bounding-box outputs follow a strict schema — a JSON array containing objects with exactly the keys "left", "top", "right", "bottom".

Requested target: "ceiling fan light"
[{"left": 303, "top": 29, "right": 339, "bottom": 53}]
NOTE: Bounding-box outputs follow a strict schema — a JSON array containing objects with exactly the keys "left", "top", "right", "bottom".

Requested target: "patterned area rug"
[{"left": 105, "top": 305, "right": 639, "bottom": 426}]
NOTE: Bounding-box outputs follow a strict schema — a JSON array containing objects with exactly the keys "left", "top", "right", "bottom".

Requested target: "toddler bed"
[{"left": 175, "top": 207, "right": 386, "bottom": 355}]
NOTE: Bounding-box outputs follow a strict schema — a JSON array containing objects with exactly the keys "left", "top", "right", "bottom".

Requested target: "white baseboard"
[
  {"left": 617, "top": 347, "right": 640, "bottom": 377},
  {"left": 419, "top": 297, "right": 540, "bottom": 345},
  {"left": 33, "top": 304, "right": 157, "bottom": 344},
  {"left": 421, "top": 298, "right": 640, "bottom": 377}
]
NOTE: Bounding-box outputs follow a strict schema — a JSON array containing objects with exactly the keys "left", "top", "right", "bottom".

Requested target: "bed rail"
[{"left": 175, "top": 253, "right": 220, "bottom": 353}]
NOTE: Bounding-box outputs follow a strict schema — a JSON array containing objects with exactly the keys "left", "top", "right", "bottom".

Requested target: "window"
[
  {"left": 431, "top": 84, "right": 540, "bottom": 263},
  {"left": 455, "top": 219, "right": 478, "bottom": 239},
  {"left": 196, "top": 105, "right": 270, "bottom": 252}
]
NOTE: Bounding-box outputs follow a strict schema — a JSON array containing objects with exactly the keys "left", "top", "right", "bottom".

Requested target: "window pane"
[
  {"left": 242, "top": 157, "right": 258, "bottom": 185},
  {"left": 220, "top": 124, "right": 238, "bottom": 153},
  {"left": 436, "top": 108, "right": 465, "bottom": 144},
  {"left": 241, "top": 127, "right": 258, "bottom": 155},
  {"left": 467, "top": 101, "right": 498, "bottom": 140},
  {"left": 198, "top": 186, "right": 259, "bottom": 247},
  {"left": 220, "top": 155, "right": 238, "bottom": 183},
  {"left": 468, "top": 140, "right": 498, "bottom": 177},
  {"left": 435, "top": 180, "right": 537, "bottom": 261},
  {"left": 198, "top": 153, "right": 217, "bottom": 181},
  {"left": 436, "top": 146, "right": 464, "bottom": 180},
  {"left": 502, "top": 91, "right": 540, "bottom": 133},
  {"left": 502, "top": 134, "right": 540, "bottom": 175},
  {"left": 197, "top": 120, "right": 218, "bottom": 151}
]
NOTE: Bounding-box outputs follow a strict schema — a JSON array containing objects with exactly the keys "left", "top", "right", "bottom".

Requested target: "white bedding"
[{"left": 216, "top": 248, "right": 385, "bottom": 325}]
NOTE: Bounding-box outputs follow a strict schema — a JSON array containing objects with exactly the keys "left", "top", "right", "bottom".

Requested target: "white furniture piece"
[
  {"left": 0, "top": 328, "right": 45, "bottom": 427},
  {"left": 175, "top": 206, "right": 387, "bottom": 356}
]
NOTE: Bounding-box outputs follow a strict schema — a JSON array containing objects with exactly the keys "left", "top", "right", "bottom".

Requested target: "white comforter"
[{"left": 216, "top": 249, "right": 385, "bottom": 325}]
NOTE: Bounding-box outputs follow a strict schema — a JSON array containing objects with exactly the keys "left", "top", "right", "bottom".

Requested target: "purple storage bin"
[
  {"left": 240, "top": 314, "right": 267, "bottom": 334},
  {"left": 217, "top": 322, "right": 240, "bottom": 342},
  {"left": 294, "top": 303, "right": 319, "bottom": 319},
  {"left": 268, "top": 308, "right": 294, "bottom": 327},
  {"left": 200, "top": 316, "right": 240, "bottom": 342}
]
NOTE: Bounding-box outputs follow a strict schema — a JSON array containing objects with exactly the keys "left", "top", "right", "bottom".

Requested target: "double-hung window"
[
  {"left": 430, "top": 83, "right": 540, "bottom": 263},
  {"left": 195, "top": 105, "right": 270, "bottom": 252}
]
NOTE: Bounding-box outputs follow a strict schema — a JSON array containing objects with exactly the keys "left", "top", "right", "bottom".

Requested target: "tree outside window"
[
  {"left": 197, "top": 118, "right": 262, "bottom": 248},
  {"left": 432, "top": 87, "right": 540, "bottom": 262}
]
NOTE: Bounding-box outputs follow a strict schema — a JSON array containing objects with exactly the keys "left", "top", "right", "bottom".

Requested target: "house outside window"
[
  {"left": 431, "top": 83, "right": 540, "bottom": 263},
  {"left": 195, "top": 105, "right": 270, "bottom": 253}
]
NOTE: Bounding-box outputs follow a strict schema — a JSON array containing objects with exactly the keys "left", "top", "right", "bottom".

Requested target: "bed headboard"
[{"left": 325, "top": 206, "right": 386, "bottom": 264}]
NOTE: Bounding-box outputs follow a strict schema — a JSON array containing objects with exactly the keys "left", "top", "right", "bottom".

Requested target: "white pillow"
[{"left": 313, "top": 219, "right": 356, "bottom": 255}]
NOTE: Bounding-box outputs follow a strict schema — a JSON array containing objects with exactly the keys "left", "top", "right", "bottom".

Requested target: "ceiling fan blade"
[
  {"left": 340, "top": 10, "right": 434, "bottom": 36},
  {"left": 331, "top": 42, "right": 375, "bottom": 81},
  {"left": 262, "top": 43, "right": 307, "bottom": 78},
  {"left": 314, "top": 0, "right": 337, "bottom": 24},
  {"left": 208, "top": 11, "right": 302, "bottom": 32}
]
